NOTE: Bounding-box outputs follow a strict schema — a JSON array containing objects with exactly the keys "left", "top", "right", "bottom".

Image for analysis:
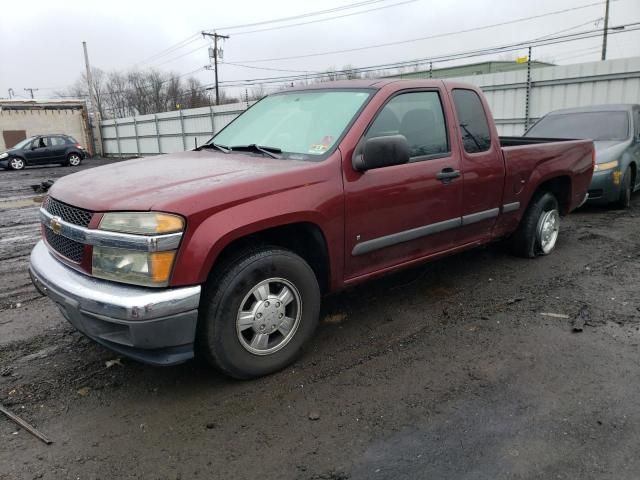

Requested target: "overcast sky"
[{"left": 1, "top": 0, "right": 639, "bottom": 99}]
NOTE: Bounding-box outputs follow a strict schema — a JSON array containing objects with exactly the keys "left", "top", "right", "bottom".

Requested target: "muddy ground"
[{"left": 1, "top": 159, "right": 639, "bottom": 480}]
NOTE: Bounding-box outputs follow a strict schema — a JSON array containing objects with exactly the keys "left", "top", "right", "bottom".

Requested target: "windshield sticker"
[
  {"left": 308, "top": 135, "right": 334, "bottom": 155},
  {"left": 309, "top": 144, "right": 328, "bottom": 154}
]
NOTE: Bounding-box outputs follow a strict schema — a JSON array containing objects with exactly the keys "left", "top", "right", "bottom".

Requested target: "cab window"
[
  {"left": 366, "top": 91, "right": 449, "bottom": 160},
  {"left": 452, "top": 89, "right": 491, "bottom": 153}
]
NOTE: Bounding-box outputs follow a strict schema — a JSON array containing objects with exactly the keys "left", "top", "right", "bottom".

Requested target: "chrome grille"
[
  {"left": 44, "top": 197, "right": 93, "bottom": 227},
  {"left": 44, "top": 227, "right": 84, "bottom": 263}
]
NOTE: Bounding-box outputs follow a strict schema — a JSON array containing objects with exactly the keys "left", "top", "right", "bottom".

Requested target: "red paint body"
[{"left": 48, "top": 80, "right": 594, "bottom": 292}]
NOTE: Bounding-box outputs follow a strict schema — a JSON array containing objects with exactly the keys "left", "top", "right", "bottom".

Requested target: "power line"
[
  {"left": 211, "top": 0, "right": 394, "bottom": 31},
  {"left": 223, "top": 62, "right": 322, "bottom": 74},
  {"left": 214, "top": 23, "right": 640, "bottom": 87},
  {"left": 225, "top": 0, "right": 418, "bottom": 36},
  {"left": 230, "top": 0, "right": 615, "bottom": 63},
  {"left": 143, "top": 1, "right": 417, "bottom": 68},
  {"left": 131, "top": 0, "right": 403, "bottom": 67},
  {"left": 134, "top": 33, "right": 201, "bottom": 67}
]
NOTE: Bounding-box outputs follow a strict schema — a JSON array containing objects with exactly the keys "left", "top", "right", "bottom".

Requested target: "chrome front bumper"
[{"left": 29, "top": 241, "right": 201, "bottom": 365}]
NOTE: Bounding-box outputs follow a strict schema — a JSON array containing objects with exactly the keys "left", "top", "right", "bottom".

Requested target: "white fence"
[
  {"left": 100, "top": 102, "right": 251, "bottom": 157},
  {"left": 451, "top": 56, "right": 640, "bottom": 135},
  {"left": 99, "top": 56, "right": 640, "bottom": 156}
]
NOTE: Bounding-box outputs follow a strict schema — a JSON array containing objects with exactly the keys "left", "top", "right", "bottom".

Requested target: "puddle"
[{"left": 0, "top": 196, "right": 44, "bottom": 210}]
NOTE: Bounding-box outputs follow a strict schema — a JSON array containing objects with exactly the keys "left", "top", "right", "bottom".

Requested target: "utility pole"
[
  {"left": 24, "top": 88, "right": 38, "bottom": 99},
  {"left": 7, "top": 88, "right": 14, "bottom": 99},
  {"left": 601, "top": 0, "right": 610, "bottom": 60},
  {"left": 524, "top": 46, "right": 533, "bottom": 132},
  {"left": 82, "top": 41, "right": 101, "bottom": 156},
  {"left": 202, "top": 31, "right": 229, "bottom": 105}
]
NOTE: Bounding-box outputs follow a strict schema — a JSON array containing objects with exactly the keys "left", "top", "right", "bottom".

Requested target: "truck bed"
[
  {"left": 499, "top": 136, "right": 578, "bottom": 147},
  {"left": 499, "top": 138, "right": 594, "bottom": 217}
]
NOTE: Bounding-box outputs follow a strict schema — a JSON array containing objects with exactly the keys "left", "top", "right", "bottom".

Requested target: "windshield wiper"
[
  {"left": 196, "top": 142, "right": 230, "bottom": 153},
  {"left": 229, "top": 144, "right": 282, "bottom": 159}
]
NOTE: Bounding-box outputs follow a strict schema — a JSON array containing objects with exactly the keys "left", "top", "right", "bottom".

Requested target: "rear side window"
[
  {"left": 49, "top": 136, "right": 66, "bottom": 146},
  {"left": 452, "top": 89, "right": 491, "bottom": 153},
  {"left": 366, "top": 91, "right": 449, "bottom": 160}
]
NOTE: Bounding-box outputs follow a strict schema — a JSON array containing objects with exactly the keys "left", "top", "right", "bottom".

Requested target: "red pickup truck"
[{"left": 29, "top": 80, "right": 594, "bottom": 378}]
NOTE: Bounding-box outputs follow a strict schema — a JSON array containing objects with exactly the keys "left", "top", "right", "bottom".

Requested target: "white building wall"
[{"left": 0, "top": 108, "right": 90, "bottom": 151}]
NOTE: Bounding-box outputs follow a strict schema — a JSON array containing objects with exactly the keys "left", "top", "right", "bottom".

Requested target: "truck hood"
[{"left": 48, "top": 150, "right": 317, "bottom": 212}]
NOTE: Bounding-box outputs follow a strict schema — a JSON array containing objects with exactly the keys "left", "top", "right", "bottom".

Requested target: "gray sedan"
[{"left": 525, "top": 104, "right": 640, "bottom": 208}]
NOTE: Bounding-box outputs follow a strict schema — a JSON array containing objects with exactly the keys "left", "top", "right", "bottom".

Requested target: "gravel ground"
[{"left": 1, "top": 159, "right": 640, "bottom": 480}]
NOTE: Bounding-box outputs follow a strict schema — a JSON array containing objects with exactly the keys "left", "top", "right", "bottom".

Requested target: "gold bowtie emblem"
[{"left": 50, "top": 216, "right": 62, "bottom": 234}]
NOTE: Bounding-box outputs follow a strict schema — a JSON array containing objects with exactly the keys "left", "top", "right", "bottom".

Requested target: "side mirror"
[{"left": 353, "top": 135, "right": 410, "bottom": 171}]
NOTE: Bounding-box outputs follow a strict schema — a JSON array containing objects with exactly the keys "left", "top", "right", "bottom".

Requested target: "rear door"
[
  {"left": 448, "top": 87, "right": 506, "bottom": 244},
  {"left": 48, "top": 136, "right": 68, "bottom": 161},
  {"left": 343, "top": 89, "right": 463, "bottom": 280}
]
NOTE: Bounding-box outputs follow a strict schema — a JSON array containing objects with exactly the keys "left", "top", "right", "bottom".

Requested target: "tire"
[
  {"left": 67, "top": 153, "right": 82, "bottom": 167},
  {"left": 8, "top": 157, "right": 25, "bottom": 171},
  {"left": 511, "top": 191, "right": 560, "bottom": 258},
  {"left": 613, "top": 166, "right": 632, "bottom": 209},
  {"left": 198, "top": 247, "right": 321, "bottom": 379}
]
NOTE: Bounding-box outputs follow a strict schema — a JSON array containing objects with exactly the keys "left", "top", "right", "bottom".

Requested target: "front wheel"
[
  {"left": 8, "top": 157, "right": 25, "bottom": 170},
  {"left": 613, "top": 166, "right": 632, "bottom": 209},
  {"left": 511, "top": 191, "right": 560, "bottom": 258},
  {"left": 67, "top": 153, "right": 82, "bottom": 167},
  {"left": 198, "top": 247, "right": 321, "bottom": 379}
]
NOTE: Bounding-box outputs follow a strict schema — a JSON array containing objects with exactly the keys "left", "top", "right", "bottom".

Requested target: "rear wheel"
[
  {"left": 198, "top": 247, "right": 321, "bottom": 379},
  {"left": 512, "top": 191, "right": 560, "bottom": 258},
  {"left": 613, "top": 166, "right": 632, "bottom": 209},
  {"left": 67, "top": 153, "right": 82, "bottom": 167},
  {"left": 8, "top": 157, "right": 25, "bottom": 171}
]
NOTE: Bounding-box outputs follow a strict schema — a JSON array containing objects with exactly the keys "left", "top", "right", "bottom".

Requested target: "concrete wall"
[{"left": 0, "top": 108, "right": 91, "bottom": 151}]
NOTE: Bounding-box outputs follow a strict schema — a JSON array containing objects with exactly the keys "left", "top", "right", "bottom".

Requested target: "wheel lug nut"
[
  {"left": 264, "top": 301, "right": 270, "bottom": 307},
  {"left": 279, "top": 313, "right": 283, "bottom": 318},
  {"left": 276, "top": 302, "right": 281, "bottom": 307},
  {"left": 257, "top": 313, "right": 262, "bottom": 318}
]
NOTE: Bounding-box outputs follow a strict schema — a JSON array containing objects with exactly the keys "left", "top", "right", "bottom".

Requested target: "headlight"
[
  {"left": 100, "top": 212, "right": 184, "bottom": 235},
  {"left": 0, "top": 152, "right": 8, "bottom": 159},
  {"left": 92, "top": 247, "right": 177, "bottom": 287},
  {"left": 93, "top": 212, "right": 184, "bottom": 287},
  {"left": 594, "top": 160, "right": 619, "bottom": 172}
]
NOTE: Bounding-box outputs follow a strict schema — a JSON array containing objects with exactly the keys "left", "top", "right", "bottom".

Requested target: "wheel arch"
[{"left": 530, "top": 175, "right": 572, "bottom": 215}]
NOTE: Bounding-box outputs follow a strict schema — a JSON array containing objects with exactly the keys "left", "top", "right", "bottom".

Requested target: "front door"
[
  {"left": 25, "top": 137, "right": 51, "bottom": 164},
  {"left": 343, "top": 89, "right": 463, "bottom": 280}
]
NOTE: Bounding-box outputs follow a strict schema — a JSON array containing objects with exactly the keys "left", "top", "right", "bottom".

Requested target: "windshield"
[
  {"left": 526, "top": 111, "right": 630, "bottom": 141},
  {"left": 11, "top": 137, "right": 36, "bottom": 149},
  {"left": 209, "top": 89, "right": 373, "bottom": 160}
]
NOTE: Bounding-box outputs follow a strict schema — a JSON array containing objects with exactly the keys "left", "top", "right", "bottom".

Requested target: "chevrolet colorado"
[{"left": 29, "top": 80, "right": 594, "bottom": 378}]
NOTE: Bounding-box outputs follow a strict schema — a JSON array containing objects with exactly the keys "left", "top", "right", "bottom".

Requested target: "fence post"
[
  {"left": 209, "top": 105, "right": 216, "bottom": 136},
  {"left": 524, "top": 46, "right": 532, "bottom": 133},
  {"left": 133, "top": 118, "right": 141, "bottom": 156},
  {"left": 115, "top": 119, "right": 122, "bottom": 158},
  {"left": 154, "top": 114, "right": 162, "bottom": 154},
  {"left": 179, "top": 109, "right": 187, "bottom": 150}
]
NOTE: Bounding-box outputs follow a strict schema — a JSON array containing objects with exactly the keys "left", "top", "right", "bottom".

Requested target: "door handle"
[{"left": 436, "top": 167, "right": 460, "bottom": 183}]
